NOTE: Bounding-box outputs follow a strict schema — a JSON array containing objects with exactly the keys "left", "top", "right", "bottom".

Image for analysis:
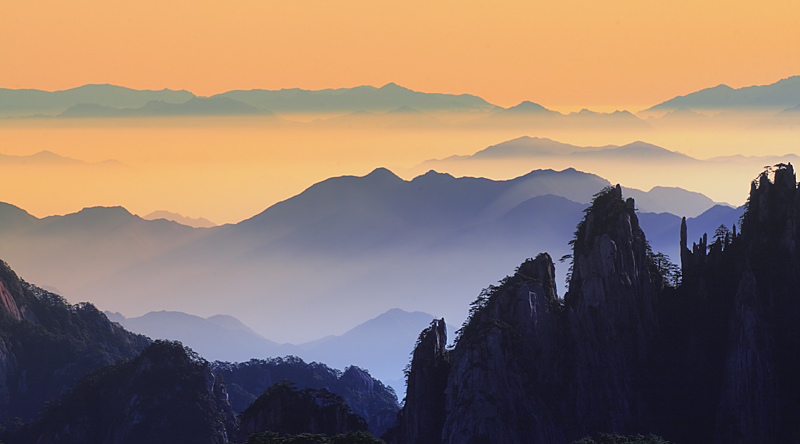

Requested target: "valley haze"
[{"left": 0, "top": 166, "right": 742, "bottom": 345}]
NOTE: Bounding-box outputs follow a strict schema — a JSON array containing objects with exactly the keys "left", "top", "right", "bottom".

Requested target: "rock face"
[
  {"left": 10, "top": 340, "right": 236, "bottom": 444},
  {"left": 238, "top": 381, "right": 369, "bottom": 441},
  {"left": 441, "top": 254, "right": 563, "bottom": 444},
  {"left": 389, "top": 173, "right": 800, "bottom": 444},
  {"left": 384, "top": 319, "right": 450, "bottom": 444},
  {"left": 388, "top": 185, "right": 664, "bottom": 444},
  {"left": 667, "top": 163, "right": 800, "bottom": 444},
  {"left": 563, "top": 184, "right": 660, "bottom": 436},
  {"left": 0, "top": 260, "right": 150, "bottom": 422}
]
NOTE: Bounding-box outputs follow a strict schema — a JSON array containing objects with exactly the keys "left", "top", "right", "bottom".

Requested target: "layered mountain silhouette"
[
  {"left": 479, "top": 103, "right": 649, "bottom": 129},
  {"left": 106, "top": 307, "right": 444, "bottom": 387},
  {"left": 0, "top": 167, "right": 727, "bottom": 344},
  {"left": 416, "top": 136, "right": 800, "bottom": 206},
  {"left": 1, "top": 162, "right": 795, "bottom": 443},
  {"left": 426, "top": 136, "right": 696, "bottom": 163},
  {"left": 0, "top": 83, "right": 495, "bottom": 118},
  {"left": 0, "top": 257, "right": 398, "bottom": 442},
  {"left": 4, "top": 75, "right": 798, "bottom": 127},
  {"left": 106, "top": 310, "right": 282, "bottom": 362}
]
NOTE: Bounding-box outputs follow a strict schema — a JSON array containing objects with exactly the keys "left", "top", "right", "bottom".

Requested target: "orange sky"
[{"left": 2, "top": 0, "right": 799, "bottom": 111}]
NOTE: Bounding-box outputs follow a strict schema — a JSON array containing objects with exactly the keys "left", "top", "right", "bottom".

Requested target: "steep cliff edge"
[
  {"left": 384, "top": 319, "right": 449, "bottom": 444},
  {"left": 564, "top": 184, "right": 661, "bottom": 436},
  {"left": 388, "top": 185, "right": 664, "bottom": 444},
  {"left": 670, "top": 163, "right": 800, "bottom": 444},
  {"left": 0, "top": 260, "right": 150, "bottom": 421},
  {"left": 390, "top": 168, "right": 800, "bottom": 444},
  {"left": 442, "top": 253, "right": 564, "bottom": 444}
]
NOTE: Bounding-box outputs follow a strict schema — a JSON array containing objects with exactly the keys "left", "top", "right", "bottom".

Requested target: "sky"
[
  {"left": 3, "top": 0, "right": 800, "bottom": 111},
  {"left": 1, "top": 0, "right": 799, "bottom": 343}
]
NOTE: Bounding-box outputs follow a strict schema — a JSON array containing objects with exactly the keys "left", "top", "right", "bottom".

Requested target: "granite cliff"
[
  {"left": 0, "top": 260, "right": 150, "bottom": 422},
  {"left": 388, "top": 171, "right": 800, "bottom": 444}
]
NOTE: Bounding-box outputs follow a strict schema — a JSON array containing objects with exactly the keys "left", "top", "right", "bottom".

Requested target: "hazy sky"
[{"left": 3, "top": 0, "right": 799, "bottom": 111}]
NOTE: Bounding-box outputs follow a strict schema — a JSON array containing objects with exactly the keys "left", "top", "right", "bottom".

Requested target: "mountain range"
[
  {"left": 3, "top": 76, "right": 800, "bottom": 123},
  {"left": 0, "top": 166, "right": 740, "bottom": 346},
  {"left": 0, "top": 84, "right": 193, "bottom": 117},
  {"left": 0, "top": 83, "right": 495, "bottom": 118},
  {"left": 642, "top": 75, "right": 800, "bottom": 115},
  {"left": 1, "top": 159, "right": 794, "bottom": 443},
  {"left": 386, "top": 164, "right": 800, "bottom": 444},
  {"left": 414, "top": 136, "right": 799, "bottom": 206},
  {"left": 106, "top": 307, "right": 448, "bottom": 387}
]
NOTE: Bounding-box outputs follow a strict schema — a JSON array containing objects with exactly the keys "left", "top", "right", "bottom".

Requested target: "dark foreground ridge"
[
  {"left": 388, "top": 168, "right": 800, "bottom": 444},
  {"left": 10, "top": 340, "right": 236, "bottom": 444},
  {"left": 0, "top": 261, "right": 150, "bottom": 422},
  {"left": 0, "top": 260, "right": 397, "bottom": 442}
]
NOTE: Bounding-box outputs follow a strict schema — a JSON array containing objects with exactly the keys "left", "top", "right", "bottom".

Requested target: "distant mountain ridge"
[
  {"left": 215, "top": 82, "right": 496, "bottom": 113},
  {"left": 0, "top": 83, "right": 496, "bottom": 118},
  {"left": 0, "top": 166, "right": 728, "bottom": 344},
  {"left": 642, "top": 75, "right": 800, "bottom": 114},
  {"left": 4, "top": 75, "right": 799, "bottom": 120},
  {"left": 482, "top": 103, "right": 649, "bottom": 129},
  {"left": 0, "top": 84, "right": 194, "bottom": 117},
  {"left": 108, "top": 308, "right": 450, "bottom": 386},
  {"left": 430, "top": 136, "right": 695, "bottom": 162},
  {"left": 142, "top": 210, "right": 216, "bottom": 228}
]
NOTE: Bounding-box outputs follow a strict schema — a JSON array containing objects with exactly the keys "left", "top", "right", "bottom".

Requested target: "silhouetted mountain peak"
[
  {"left": 504, "top": 100, "right": 557, "bottom": 114},
  {"left": 411, "top": 170, "right": 456, "bottom": 183},
  {"left": 380, "top": 82, "right": 410, "bottom": 91},
  {"left": 364, "top": 167, "right": 403, "bottom": 181},
  {"left": 74, "top": 205, "right": 134, "bottom": 218}
]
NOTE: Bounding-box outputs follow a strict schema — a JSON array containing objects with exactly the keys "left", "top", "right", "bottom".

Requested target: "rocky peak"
[
  {"left": 384, "top": 319, "right": 450, "bottom": 444},
  {"left": 440, "top": 253, "right": 565, "bottom": 444},
  {"left": 389, "top": 184, "right": 665, "bottom": 444},
  {"left": 740, "top": 163, "right": 799, "bottom": 252},
  {"left": 567, "top": 184, "right": 658, "bottom": 304},
  {"left": 562, "top": 184, "right": 660, "bottom": 436}
]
